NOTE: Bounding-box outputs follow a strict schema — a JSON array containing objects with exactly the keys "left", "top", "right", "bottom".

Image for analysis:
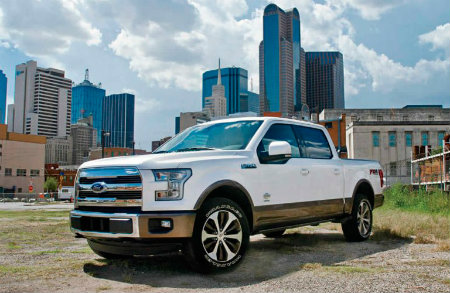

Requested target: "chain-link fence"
[
  {"left": 411, "top": 148, "right": 450, "bottom": 191},
  {"left": 0, "top": 192, "right": 57, "bottom": 203}
]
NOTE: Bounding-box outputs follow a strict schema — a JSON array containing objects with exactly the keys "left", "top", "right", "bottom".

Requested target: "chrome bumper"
[{"left": 70, "top": 210, "right": 196, "bottom": 239}]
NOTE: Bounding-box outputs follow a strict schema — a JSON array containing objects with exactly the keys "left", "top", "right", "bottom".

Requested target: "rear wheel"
[
  {"left": 263, "top": 229, "right": 286, "bottom": 238},
  {"left": 184, "top": 197, "right": 249, "bottom": 273},
  {"left": 342, "top": 194, "right": 373, "bottom": 242}
]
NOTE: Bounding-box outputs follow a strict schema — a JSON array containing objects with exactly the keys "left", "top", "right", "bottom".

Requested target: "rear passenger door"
[{"left": 293, "top": 125, "right": 344, "bottom": 216}]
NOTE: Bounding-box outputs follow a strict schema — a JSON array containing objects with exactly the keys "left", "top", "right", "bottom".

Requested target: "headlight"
[{"left": 153, "top": 169, "right": 192, "bottom": 201}]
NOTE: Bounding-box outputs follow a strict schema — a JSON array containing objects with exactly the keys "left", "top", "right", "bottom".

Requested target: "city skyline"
[{"left": 0, "top": 0, "right": 449, "bottom": 149}]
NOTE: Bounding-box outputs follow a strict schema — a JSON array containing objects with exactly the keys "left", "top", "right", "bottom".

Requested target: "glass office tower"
[
  {"left": 0, "top": 70, "right": 6, "bottom": 124},
  {"left": 202, "top": 67, "right": 248, "bottom": 114},
  {"left": 72, "top": 77, "right": 105, "bottom": 143},
  {"left": 259, "top": 4, "right": 306, "bottom": 117},
  {"left": 305, "top": 52, "right": 345, "bottom": 113},
  {"left": 102, "top": 93, "right": 135, "bottom": 148}
]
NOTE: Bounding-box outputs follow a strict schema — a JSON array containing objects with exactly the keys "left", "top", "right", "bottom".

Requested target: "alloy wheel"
[{"left": 201, "top": 210, "right": 243, "bottom": 262}]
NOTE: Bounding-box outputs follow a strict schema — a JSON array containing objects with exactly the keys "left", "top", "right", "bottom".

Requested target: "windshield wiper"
[
  {"left": 174, "top": 147, "right": 217, "bottom": 152},
  {"left": 152, "top": 150, "right": 168, "bottom": 154}
]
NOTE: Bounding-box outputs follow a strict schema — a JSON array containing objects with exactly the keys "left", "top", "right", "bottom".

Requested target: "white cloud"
[
  {"left": 0, "top": 0, "right": 101, "bottom": 58},
  {"left": 108, "top": 0, "right": 262, "bottom": 91},
  {"left": 331, "top": 0, "right": 405, "bottom": 20},
  {"left": 419, "top": 23, "right": 450, "bottom": 51},
  {"left": 338, "top": 35, "right": 449, "bottom": 92}
]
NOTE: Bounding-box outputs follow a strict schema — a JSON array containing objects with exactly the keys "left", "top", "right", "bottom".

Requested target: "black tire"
[
  {"left": 262, "top": 229, "right": 286, "bottom": 238},
  {"left": 342, "top": 194, "right": 373, "bottom": 242},
  {"left": 184, "top": 197, "right": 250, "bottom": 273},
  {"left": 87, "top": 240, "right": 132, "bottom": 260}
]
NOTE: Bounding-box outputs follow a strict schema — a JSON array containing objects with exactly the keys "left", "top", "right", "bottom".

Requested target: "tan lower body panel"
[{"left": 253, "top": 198, "right": 345, "bottom": 231}]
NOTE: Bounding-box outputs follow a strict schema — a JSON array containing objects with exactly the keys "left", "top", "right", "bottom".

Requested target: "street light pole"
[{"left": 101, "top": 130, "right": 110, "bottom": 158}]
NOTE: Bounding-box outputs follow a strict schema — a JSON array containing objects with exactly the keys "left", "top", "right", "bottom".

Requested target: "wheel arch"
[
  {"left": 345, "top": 179, "right": 375, "bottom": 214},
  {"left": 194, "top": 180, "right": 255, "bottom": 233}
]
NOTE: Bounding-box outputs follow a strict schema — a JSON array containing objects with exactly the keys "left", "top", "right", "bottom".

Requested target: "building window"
[
  {"left": 405, "top": 132, "right": 412, "bottom": 147},
  {"left": 402, "top": 115, "right": 408, "bottom": 121},
  {"left": 372, "top": 132, "right": 380, "bottom": 147},
  {"left": 421, "top": 132, "right": 428, "bottom": 146},
  {"left": 16, "top": 169, "right": 27, "bottom": 176},
  {"left": 428, "top": 115, "right": 434, "bottom": 121},
  {"left": 390, "top": 162, "right": 397, "bottom": 176},
  {"left": 389, "top": 132, "right": 396, "bottom": 147},
  {"left": 377, "top": 115, "right": 383, "bottom": 121},
  {"left": 438, "top": 131, "right": 445, "bottom": 146},
  {"left": 18, "top": 188, "right": 22, "bottom": 193},
  {"left": 325, "top": 122, "right": 332, "bottom": 129},
  {"left": 351, "top": 115, "right": 357, "bottom": 122},
  {"left": 5, "top": 168, "right": 12, "bottom": 176},
  {"left": 30, "top": 170, "right": 40, "bottom": 177}
]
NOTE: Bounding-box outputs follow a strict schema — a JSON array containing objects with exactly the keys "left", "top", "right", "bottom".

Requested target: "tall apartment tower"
[
  {"left": 259, "top": 4, "right": 306, "bottom": 117},
  {"left": 203, "top": 60, "right": 227, "bottom": 118},
  {"left": 8, "top": 60, "right": 72, "bottom": 137},
  {"left": 306, "top": 52, "right": 345, "bottom": 113},
  {"left": 102, "top": 93, "right": 135, "bottom": 148},
  {"left": 71, "top": 69, "right": 105, "bottom": 144},
  {"left": 0, "top": 69, "right": 6, "bottom": 124}
]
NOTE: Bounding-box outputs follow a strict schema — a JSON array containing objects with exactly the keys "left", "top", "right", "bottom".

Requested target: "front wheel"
[
  {"left": 184, "top": 197, "right": 250, "bottom": 273},
  {"left": 341, "top": 194, "right": 373, "bottom": 242}
]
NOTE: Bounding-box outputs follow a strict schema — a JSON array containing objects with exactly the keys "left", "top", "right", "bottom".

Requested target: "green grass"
[
  {"left": 372, "top": 184, "right": 450, "bottom": 243},
  {"left": 381, "top": 183, "right": 450, "bottom": 215}
]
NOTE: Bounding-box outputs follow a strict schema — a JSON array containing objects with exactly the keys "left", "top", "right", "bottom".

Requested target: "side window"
[
  {"left": 257, "top": 124, "right": 300, "bottom": 159},
  {"left": 293, "top": 126, "right": 333, "bottom": 159}
]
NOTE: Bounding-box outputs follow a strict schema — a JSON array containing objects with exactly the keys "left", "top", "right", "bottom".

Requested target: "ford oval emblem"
[{"left": 91, "top": 182, "right": 107, "bottom": 194}]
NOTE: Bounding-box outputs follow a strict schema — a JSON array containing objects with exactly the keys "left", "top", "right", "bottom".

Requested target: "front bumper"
[{"left": 70, "top": 210, "right": 196, "bottom": 239}]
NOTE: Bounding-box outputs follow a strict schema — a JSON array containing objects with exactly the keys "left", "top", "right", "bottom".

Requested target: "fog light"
[{"left": 161, "top": 220, "right": 172, "bottom": 228}]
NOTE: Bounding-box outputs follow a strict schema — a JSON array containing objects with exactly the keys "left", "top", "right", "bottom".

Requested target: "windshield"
[{"left": 155, "top": 120, "right": 263, "bottom": 153}]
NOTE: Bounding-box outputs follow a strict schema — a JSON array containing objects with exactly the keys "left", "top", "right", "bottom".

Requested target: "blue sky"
[{"left": 0, "top": 0, "right": 449, "bottom": 149}]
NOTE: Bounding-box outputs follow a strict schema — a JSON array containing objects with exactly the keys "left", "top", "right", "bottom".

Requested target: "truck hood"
[{"left": 79, "top": 150, "right": 250, "bottom": 170}]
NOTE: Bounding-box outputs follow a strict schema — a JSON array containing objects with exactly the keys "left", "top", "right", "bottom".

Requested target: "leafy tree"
[{"left": 44, "top": 177, "right": 58, "bottom": 192}]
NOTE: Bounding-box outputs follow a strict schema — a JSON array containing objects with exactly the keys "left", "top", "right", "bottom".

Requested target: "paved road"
[{"left": 0, "top": 202, "right": 73, "bottom": 211}]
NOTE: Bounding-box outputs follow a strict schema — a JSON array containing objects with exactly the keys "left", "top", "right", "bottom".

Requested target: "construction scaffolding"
[{"left": 411, "top": 136, "right": 450, "bottom": 191}]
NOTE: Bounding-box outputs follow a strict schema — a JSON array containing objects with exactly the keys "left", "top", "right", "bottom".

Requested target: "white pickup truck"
[{"left": 71, "top": 117, "right": 384, "bottom": 272}]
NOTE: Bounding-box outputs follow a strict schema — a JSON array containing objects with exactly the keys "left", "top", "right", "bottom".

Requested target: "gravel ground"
[{"left": 1, "top": 226, "right": 449, "bottom": 293}]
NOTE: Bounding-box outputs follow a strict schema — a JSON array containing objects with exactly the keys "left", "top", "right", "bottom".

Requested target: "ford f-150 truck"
[{"left": 70, "top": 117, "right": 384, "bottom": 272}]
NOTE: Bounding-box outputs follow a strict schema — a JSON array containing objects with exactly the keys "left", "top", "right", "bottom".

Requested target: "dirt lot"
[{"left": 0, "top": 208, "right": 449, "bottom": 293}]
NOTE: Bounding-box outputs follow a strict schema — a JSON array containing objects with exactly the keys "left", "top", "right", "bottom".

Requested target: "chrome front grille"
[{"left": 75, "top": 167, "right": 143, "bottom": 207}]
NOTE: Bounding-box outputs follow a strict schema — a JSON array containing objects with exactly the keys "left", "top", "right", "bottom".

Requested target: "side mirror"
[{"left": 260, "top": 141, "right": 292, "bottom": 162}]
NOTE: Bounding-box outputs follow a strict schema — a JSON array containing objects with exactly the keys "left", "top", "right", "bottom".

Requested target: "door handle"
[
  {"left": 334, "top": 168, "right": 341, "bottom": 175},
  {"left": 301, "top": 168, "right": 310, "bottom": 176}
]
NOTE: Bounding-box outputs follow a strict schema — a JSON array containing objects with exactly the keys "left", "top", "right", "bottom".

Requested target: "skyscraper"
[
  {"left": 306, "top": 52, "right": 345, "bottom": 113},
  {"left": 71, "top": 69, "right": 105, "bottom": 144},
  {"left": 0, "top": 70, "right": 6, "bottom": 124},
  {"left": 102, "top": 93, "right": 135, "bottom": 148},
  {"left": 71, "top": 115, "right": 97, "bottom": 165},
  {"left": 202, "top": 66, "right": 248, "bottom": 114},
  {"left": 203, "top": 60, "right": 227, "bottom": 118},
  {"left": 8, "top": 60, "right": 72, "bottom": 137},
  {"left": 259, "top": 4, "right": 306, "bottom": 117}
]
